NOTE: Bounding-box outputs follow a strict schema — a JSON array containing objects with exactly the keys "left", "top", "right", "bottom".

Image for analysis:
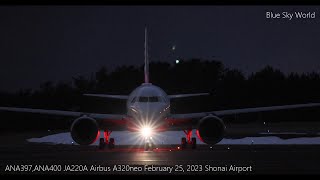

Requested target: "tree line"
[{"left": 1, "top": 58, "right": 320, "bottom": 132}]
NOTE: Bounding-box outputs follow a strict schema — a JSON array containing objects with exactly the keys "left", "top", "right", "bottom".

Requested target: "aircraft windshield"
[{"left": 138, "top": 96, "right": 161, "bottom": 102}]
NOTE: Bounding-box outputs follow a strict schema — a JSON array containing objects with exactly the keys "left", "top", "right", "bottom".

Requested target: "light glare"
[{"left": 141, "top": 127, "right": 152, "bottom": 137}]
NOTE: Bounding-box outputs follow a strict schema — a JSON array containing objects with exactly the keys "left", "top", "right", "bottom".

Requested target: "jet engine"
[
  {"left": 70, "top": 116, "right": 100, "bottom": 145},
  {"left": 196, "top": 115, "right": 226, "bottom": 145}
]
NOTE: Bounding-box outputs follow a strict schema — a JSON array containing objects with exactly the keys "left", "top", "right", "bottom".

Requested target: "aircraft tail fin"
[{"left": 144, "top": 27, "right": 149, "bottom": 83}]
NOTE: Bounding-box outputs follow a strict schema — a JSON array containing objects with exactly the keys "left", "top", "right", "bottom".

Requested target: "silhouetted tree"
[{"left": 95, "top": 66, "right": 109, "bottom": 92}]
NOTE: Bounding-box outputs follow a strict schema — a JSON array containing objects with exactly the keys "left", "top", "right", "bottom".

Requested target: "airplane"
[{"left": 1, "top": 28, "right": 320, "bottom": 150}]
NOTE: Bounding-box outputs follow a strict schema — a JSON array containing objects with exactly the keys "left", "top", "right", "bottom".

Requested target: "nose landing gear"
[
  {"left": 181, "top": 129, "right": 197, "bottom": 149},
  {"left": 99, "top": 130, "right": 114, "bottom": 150},
  {"left": 144, "top": 136, "right": 155, "bottom": 151}
]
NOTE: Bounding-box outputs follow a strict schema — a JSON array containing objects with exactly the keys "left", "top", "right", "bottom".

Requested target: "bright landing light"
[{"left": 141, "top": 127, "right": 152, "bottom": 137}]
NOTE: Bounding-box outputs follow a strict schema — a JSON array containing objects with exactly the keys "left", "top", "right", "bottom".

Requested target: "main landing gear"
[
  {"left": 99, "top": 130, "right": 115, "bottom": 150},
  {"left": 181, "top": 129, "right": 197, "bottom": 149}
]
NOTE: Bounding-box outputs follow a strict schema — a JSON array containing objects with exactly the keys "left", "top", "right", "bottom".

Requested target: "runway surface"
[{"left": 1, "top": 144, "right": 320, "bottom": 175}]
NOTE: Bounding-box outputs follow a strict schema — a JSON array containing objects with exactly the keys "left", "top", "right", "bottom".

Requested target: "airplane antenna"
[{"left": 144, "top": 27, "right": 149, "bottom": 83}]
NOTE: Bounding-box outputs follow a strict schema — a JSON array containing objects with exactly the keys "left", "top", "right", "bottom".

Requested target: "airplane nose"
[
  {"left": 131, "top": 105, "right": 164, "bottom": 121},
  {"left": 128, "top": 105, "right": 168, "bottom": 132}
]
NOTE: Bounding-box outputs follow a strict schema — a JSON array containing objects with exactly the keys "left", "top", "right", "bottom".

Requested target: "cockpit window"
[
  {"left": 138, "top": 96, "right": 161, "bottom": 102},
  {"left": 131, "top": 97, "right": 137, "bottom": 103},
  {"left": 139, "top": 97, "right": 149, "bottom": 102},
  {"left": 149, "top": 96, "right": 159, "bottom": 102}
]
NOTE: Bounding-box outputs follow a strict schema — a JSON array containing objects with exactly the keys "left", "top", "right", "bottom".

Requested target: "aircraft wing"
[
  {"left": 83, "top": 94, "right": 128, "bottom": 100},
  {"left": 170, "top": 103, "right": 320, "bottom": 119},
  {"left": 168, "top": 93, "right": 209, "bottom": 99},
  {"left": 0, "top": 107, "right": 124, "bottom": 120}
]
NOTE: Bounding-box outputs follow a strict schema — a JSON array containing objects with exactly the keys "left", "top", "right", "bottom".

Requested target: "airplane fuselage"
[{"left": 126, "top": 83, "right": 171, "bottom": 132}]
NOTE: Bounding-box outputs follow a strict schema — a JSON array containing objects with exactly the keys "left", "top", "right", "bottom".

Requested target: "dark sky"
[{"left": 1, "top": 6, "right": 320, "bottom": 92}]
